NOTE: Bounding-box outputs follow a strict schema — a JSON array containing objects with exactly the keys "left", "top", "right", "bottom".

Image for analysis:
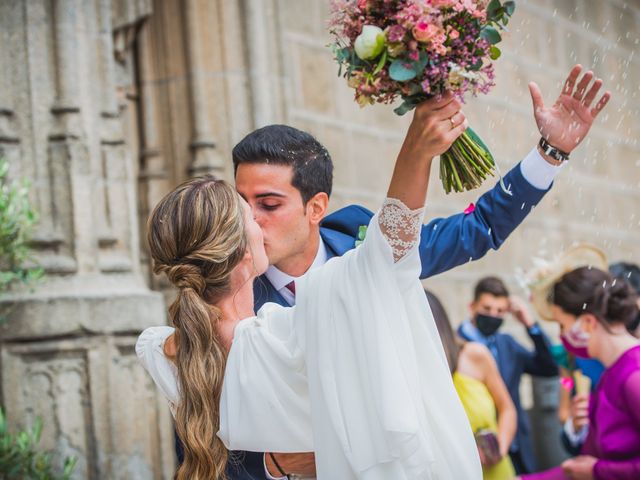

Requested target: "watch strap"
[{"left": 539, "top": 137, "right": 570, "bottom": 162}]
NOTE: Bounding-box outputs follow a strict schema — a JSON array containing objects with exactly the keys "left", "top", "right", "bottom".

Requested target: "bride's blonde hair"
[{"left": 147, "top": 177, "right": 246, "bottom": 480}]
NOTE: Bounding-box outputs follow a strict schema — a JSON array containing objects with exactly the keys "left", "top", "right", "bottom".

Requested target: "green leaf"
[
  {"left": 489, "top": 45, "right": 501, "bottom": 60},
  {"left": 373, "top": 49, "right": 387, "bottom": 75},
  {"left": 63, "top": 456, "right": 78, "bottom": 477},
  {"left": 407, "top": 82, "right": 423, "bottom": 96},
  {"left": 465, "top": 127, "right": 495, "bottom": 165},
  {"left": 503, "top": 1, "right": 516, "bottom": 16},
  {"left": 389, "top": 59, "right": 417, "bottom": 82},
  {"left": 393, "top": 99, "right": 417, "bottom": 116},
  {"left": 480, "top": 26, "right": 502, "bottom": 44},
  {"left": 31, "top": 418, "right": 43, "bottom": 443},
  {"left": 487, "top": 0, "right": 502, "bottom": 20},
  {"left": 468, "top": 58, "right": 483, "bottom": 71},
  {"left": 412, "top": 50, "right": 429, "bottom": 74},
  {"left": 0, "top": 408, "right": 6, "bottom": 435}
]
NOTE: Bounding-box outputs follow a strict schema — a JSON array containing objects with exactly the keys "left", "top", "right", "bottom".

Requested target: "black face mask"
[{"left": 475, "top": 313, "right": 504, "bottom": 337}]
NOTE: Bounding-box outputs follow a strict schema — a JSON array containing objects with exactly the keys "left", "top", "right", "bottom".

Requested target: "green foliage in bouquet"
[
  {"left": 0, "top": 408, "right": 77, "bottom": 480},
  {"left": 0, "top": 159, "right": 43, "bottom": 299},
  {"left": 440, "top": 126, "right": 496, "bottom": 194},
  {"left": 329, "top": 0, "right": 517, "bottom": 193}
]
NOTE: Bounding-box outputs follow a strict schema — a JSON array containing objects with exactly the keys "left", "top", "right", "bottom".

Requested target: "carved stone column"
[
  {"left": 183, "top": 0, "right": 225, "bottom": 176},
  {"left": 0, "top": 1, "right": 174, "bottom": 478}
]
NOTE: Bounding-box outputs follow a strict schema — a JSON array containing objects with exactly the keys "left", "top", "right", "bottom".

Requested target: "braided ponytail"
[{"left": 148, "top": 177, "right": 247, "bottom": 480}]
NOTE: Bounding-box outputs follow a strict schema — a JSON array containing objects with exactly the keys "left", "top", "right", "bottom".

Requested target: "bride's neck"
[{"left": 217, "top": 264, "right": 256, "bottom": 350}]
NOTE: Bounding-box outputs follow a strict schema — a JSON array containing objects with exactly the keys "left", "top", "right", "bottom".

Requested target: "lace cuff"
[{"left": 378, "top": 197, "right": 425, "bottom": 262}]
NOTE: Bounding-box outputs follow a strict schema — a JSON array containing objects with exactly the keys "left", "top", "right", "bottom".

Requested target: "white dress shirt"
[{"left": 519, "top": 147, "right": 566, "bottom": 190}]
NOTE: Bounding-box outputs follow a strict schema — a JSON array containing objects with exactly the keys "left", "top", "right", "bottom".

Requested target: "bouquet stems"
[{"left": 440, "top": 127, "right": 496, "bottom": 194}]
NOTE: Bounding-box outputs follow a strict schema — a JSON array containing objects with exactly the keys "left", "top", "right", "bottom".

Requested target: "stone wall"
[
  {"left": 0, "top": 1, "right": 173, "bottom": 478},
  {"left": 0, "top": 0, "right": 638, "bottom": 478}
]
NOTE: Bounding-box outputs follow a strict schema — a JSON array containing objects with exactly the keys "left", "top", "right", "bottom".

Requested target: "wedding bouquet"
[{"left": 329, "top": 0, "right": 515, "bottom": 193}]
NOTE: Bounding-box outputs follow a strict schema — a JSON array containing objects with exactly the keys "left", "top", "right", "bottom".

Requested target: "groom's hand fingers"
[
  {"left": 590, "top": 91, "right": 611, "bottom": 118},
  {"left": 582, "top": 78, "right": 603, "bottom": 108},
  {"left": 573, "top": 71, "right": 593, "bottom": 101},
  {"left": 528, "top": 82, "right": 544, "bottom": 113},
  {"left": 562, "top": 64, "right": 583, "bottom": 95}
]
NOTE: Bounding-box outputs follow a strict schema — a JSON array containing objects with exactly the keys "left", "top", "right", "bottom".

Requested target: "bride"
[{"left": 136, "top": 66, "right": 609, "bottom": 479}]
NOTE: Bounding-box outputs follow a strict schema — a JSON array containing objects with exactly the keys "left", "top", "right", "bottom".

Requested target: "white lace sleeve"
[{"left": 378, "top": 197, "right": 425, "bottom": 262}]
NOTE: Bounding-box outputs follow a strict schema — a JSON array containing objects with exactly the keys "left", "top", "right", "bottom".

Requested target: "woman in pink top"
[{"left": 521, "top": 266, "right": 640, "bottom": 480}]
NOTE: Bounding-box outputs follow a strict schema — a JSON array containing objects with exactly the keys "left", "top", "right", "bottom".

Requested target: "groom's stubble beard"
[{"left": 269, "top": 219, "right": 321, "bottom": 276}]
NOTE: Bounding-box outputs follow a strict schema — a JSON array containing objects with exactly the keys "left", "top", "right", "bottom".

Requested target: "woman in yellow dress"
[{"left": 428, "top": 291, "right": 517, "bottom": 480}]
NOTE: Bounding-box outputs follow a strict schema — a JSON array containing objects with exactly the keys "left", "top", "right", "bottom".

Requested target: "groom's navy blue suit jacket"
[{"left": 217, "top": 163, "right": 551, "bottom": 479}]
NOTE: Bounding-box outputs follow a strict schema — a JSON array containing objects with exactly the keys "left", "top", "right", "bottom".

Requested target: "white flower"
[
  {"left": 446, "top": 63, "right": 481, "bottom": 88},
  {"left": 354, "top": 25, "right": 386, "bottom": 60}
]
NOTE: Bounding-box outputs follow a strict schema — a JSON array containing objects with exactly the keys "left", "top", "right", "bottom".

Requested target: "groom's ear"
[{"left": 306, "top": 192, "right": 329, "bottom": 225}]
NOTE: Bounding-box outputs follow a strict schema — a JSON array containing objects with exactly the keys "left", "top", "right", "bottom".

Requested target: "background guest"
[
  {"left": 428, "top": 290, "right": 517, "bottom": 480},
  {"left": 458, "top": 277, "right": 558, "bottom": 474},
  {"left": 522, "top": 255, "right": 640, "bottom": 480}
]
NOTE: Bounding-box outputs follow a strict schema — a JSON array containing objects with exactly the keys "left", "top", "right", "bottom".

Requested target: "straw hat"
[{"left": 527, "top": 244, "right": 608, "bottom": 322}]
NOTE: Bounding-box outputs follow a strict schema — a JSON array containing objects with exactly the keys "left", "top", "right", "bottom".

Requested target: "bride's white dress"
[{"left": 137, "top": 199, "right": 481, "bottom": 479}]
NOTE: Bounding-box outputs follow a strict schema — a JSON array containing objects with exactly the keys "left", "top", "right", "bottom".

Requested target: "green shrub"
[
  {"left": 0, "top": 408, "right": 76, "bottom": 479},
  {"left": 0, "top": 161, "right": 74, "bottom": 478},
  {"left": 0, "top": 159, "right": 43, "bottom": 296}
]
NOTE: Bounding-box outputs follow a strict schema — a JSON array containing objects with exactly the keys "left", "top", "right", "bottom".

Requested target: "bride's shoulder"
[{"left": 136, "top": 325, "right": 175, "bottom": 359}]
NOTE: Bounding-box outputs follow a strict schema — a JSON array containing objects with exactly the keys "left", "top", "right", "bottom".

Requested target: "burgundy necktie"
[{"left": 285, "top": 281, "right": 296, "bottom": 296}]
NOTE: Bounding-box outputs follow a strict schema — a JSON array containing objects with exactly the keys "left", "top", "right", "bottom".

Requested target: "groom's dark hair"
[{"left": 232, "top": 124, "right": 334, "bottom": 204}]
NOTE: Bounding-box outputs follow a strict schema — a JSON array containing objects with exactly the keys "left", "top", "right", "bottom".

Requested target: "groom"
[{"left": 222, "top": 65, "right": 609, "bottom": 479}]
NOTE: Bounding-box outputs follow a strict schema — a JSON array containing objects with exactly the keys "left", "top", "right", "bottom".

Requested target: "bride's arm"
[{"left": 381, "top": 93, "right": 468, "bottom": 262}]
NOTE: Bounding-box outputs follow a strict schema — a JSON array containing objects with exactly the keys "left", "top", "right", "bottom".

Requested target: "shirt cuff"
[
  {"left": 519, "top": 147, "right": 566, "bottom": 190},
  {"left": 264, "top": 454, "right": 288, "bottom": 480},
  {"left": 563, "top": 418, "right": 589, "bottom": 446}
]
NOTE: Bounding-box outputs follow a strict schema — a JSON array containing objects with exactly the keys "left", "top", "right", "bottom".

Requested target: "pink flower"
[
  {"left": 429, "top": 0, "right": 457, "bottom": 7},
  {"left": 463, "top": 203, "right": 475, "bottom": 215},
  {"left": 412, "top": 21, "right": 441, "bottom": 43},
  {"left": 448, "top": 28, "right": 460, "bottom": 40},
  {"left": 387, "top": 25, "right": 406, "bottom": 43},
  {"left": 560, "top": 377, "right": 575, "bottom": 392}
]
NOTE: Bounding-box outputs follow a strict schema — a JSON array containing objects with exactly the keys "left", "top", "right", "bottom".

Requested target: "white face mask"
[{"left": 564, "top": 318, "right": 591, "bottom": 348}]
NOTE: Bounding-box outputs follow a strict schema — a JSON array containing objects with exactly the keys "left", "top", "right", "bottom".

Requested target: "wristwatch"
[{"left": 538, "top": 137, "right": 570, "bottom": 163}]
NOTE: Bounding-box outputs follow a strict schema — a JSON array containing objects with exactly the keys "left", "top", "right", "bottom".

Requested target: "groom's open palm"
[{"left": 528, "top": 64, "right": 611, "bottom": 153}]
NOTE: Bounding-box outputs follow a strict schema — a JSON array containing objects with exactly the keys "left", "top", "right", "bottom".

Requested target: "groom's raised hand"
[{"left": 528, "top": 64, "right": 611, "bottom": 156}]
